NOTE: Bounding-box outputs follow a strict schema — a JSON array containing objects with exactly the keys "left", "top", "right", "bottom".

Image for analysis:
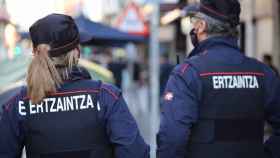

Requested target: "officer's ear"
[{"left": 197, "top": 20, "right": 207, "bottom": 34}]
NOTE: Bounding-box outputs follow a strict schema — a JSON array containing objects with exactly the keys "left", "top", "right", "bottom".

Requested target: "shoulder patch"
[{"left": 163, "top": 91, "right": 174, "bottom": 101}]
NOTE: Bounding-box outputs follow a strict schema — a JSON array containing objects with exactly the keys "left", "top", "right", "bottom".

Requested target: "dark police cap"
[
  {"left": 29, "top": 13, "right": 79, "bottom": 57},
  {"left": 182, "top": 0, "right": 241, "bottom": 27}
]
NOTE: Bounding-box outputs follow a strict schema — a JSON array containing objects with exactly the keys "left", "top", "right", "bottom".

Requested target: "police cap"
[
  {"left": 29, "top": 13, "right": 79, "bottom": 57},
  {"left": 182, "top": 0, "right": 241, "bottom": 27}
]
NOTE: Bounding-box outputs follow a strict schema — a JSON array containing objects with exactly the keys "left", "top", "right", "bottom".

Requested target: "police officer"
[
  {"left": 157, "top": 0, "right": 280, "bottom": 158},
  {"left": 0, "top": 14, "right": 149, "bottom": 158}
]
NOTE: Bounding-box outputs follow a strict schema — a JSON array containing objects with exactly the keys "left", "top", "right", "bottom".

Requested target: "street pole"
[
  {"left": 245, "top": 0, "right": 255, "bottom": 58},
  {"left": 272, "top": 0, "right": 280, "bottom": 70},
  {"left": 149, "top": 0, "right": 160, "bottom": 157}
]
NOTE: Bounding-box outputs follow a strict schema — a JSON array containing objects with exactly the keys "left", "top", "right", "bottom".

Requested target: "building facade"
[{"left": 241, "top": 0, "right": 280, "bottom": 70}]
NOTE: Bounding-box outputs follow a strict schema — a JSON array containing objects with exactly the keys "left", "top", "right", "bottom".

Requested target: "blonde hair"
[{"left": 27, "top": 44, "right": 79, "bottom": 104}]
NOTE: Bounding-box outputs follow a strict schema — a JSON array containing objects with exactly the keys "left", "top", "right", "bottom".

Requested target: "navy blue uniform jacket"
[
  {"left": 0, "top": 66, "right": 150, "bottom": 158},
  {"left": 157, "top": 37, "right": 280, "bottom": 158}
]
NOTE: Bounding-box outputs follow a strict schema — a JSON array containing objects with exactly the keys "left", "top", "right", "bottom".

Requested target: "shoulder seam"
[
  {"left": 180, "top": 63, "right": 190, "bottom": 75},
  {"left": 101, "top": 86, "right": 119, "bottom": 100}
]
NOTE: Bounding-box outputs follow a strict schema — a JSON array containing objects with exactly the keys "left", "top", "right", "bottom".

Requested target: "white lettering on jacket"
[
  {"left": 19, "top": 94, "right": 99, "bottom": 116},
  {"left": 212, "top": 75, "right": 259, "bottom": 89}
]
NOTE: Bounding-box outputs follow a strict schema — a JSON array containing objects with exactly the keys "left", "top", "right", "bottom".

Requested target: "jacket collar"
[
  {"left": 66, "top": 66, "right": 92, "bottom": 82},
  {"left": 188, "top": 36, "right": 239, "bottom": 58}
]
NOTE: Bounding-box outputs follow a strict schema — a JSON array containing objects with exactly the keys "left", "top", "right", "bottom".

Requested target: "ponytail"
[{"left": 27, "top": 44, "right": 62, "bottom": 104}]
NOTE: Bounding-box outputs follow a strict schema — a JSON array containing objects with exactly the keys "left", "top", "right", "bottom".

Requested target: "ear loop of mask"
[
  {"left": 189, "top": 16, "right": 200, "bottom": 47},
  {"left": 190, "top": 16, "right": 209, "bottom": 47},
  {"left": 190, "top": 28, "right": 199, "bottom": 47}
]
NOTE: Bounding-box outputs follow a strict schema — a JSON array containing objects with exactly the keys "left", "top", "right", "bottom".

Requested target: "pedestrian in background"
[
  {"left": 157, "top": 0, "right": 280, "bottom": 158},
  {"left": 263, "top": 54, "right": 279, "bottom": 77},
  {"left": 160, "top": 53, "right": 174, "bottom": 96},
  {"left": 106, "top": 50, "right": 127, "bottom": 89},
  {"left": 0, "top": 13, "right": 149, "bottom": 158}
]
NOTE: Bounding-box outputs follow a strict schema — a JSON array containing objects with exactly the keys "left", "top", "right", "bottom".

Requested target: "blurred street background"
[{"left": 0, "top": 0, "right": 279, "bottom": 158}]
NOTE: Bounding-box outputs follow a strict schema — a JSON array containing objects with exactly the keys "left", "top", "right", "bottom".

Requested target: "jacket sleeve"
[
  {"left": 100, "top": 84, "right": 150, "bottom": 158},
  {"left": 0, "top": 92, "right": 25, "bottom": 158},
  {"left": 157, "top": 64, "right": 202, "bottom": 158},
  {"left": 263, "top": 68, "right": 280, "bottom": 158}
]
